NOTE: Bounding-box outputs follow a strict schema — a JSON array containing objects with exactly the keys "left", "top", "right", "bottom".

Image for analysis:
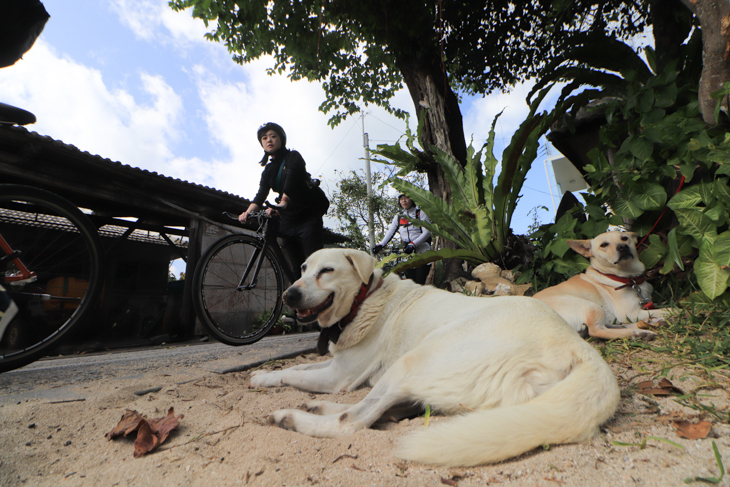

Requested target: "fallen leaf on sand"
[
  {"left": 637, "top": 378, "right": 684, "bottom": 396},
  {"left": 673, "top": 420, "right": 712, "bottom": 440},
  {"left": 107, "top": 407, "right": 184, "bottom": 458}
]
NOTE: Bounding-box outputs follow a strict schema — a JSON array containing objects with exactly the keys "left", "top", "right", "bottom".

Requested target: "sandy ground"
[{"left": 1, "top": 346, "right": 729, "bottom": 487}]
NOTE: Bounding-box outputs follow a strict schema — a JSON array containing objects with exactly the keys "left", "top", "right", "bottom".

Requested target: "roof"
[{"left": 0, "top": 124, "right": 348, "bottom": 243}]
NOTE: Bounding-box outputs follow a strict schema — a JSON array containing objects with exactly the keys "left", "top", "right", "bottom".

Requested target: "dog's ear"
[
  {"left": 343, "top": 250, "right": 376, "bottom": 284},
  {"left": 567, "top": 239, "right": 593, "bottom": 258},
  {"left": 625, "top": 232, "right": 639, "bottom": 245}
]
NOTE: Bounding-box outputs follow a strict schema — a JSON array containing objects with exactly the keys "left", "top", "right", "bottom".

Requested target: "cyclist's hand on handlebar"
[
  {"left": 238, "top": 211, "right": 252, "bottom": 223},
  {"left": 372, "top": 244, "right": 383, "bottom": 255}
]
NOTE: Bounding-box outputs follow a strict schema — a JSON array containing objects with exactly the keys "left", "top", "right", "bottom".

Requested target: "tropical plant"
[
  {"left": 526, "top": 31, "right": 730, "bottom": 300},
  {"left": 373, "top": 89, "right": 597, "bottom": 275}
]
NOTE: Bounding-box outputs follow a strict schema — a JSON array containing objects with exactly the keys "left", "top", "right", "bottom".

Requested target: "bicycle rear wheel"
[
  {"left": 192, "top": 234, "right": 284, "bottom": 345},
  {"left": 0, "top": 185, "right": 104, "bottom": 373}
]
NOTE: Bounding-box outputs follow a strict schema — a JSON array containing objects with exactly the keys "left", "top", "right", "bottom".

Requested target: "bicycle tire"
[
  {"left": 0, "top": 184, "right": 104, "bottom": 373},
  {"left": 192, "top": 234, "right": 285, "bottom": 345}
]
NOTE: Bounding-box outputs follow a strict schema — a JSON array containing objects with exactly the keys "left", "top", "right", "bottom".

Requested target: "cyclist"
[
  {"left": 239, "top": 123, "right": 329, "bottom": 280},
  {"left": 372, "top": 194, "right": 432, "bottom": 284}
]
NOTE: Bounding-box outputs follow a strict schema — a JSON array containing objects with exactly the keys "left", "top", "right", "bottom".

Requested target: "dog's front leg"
[
  {"left": 268, "top": 361, "right": 412, "bottom": 437},
  {"left": 249, "top": 359, "right": 351, "bottom": 393}
]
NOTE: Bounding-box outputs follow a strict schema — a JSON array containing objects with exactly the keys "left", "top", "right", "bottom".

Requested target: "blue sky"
[{"left": 0, "top": 0, "right": 564, "bottom": 235}]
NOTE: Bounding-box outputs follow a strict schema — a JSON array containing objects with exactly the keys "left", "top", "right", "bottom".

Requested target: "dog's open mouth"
[{"left": 296, "top": 293, "right": 334, "bottom": 323}]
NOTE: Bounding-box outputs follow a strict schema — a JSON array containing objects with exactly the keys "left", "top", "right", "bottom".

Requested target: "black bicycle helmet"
[{"left": 256, "top": 122, "right": 287, "bottom": 147}]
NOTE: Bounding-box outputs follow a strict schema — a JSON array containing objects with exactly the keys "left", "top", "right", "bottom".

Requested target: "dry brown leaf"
[
  {"left": 148, "top": 407, "right": 184, "bottom": 444},
  {"left": 133, "top": 420, "right": 160, "bottom": 458},
  {"left": 637, "top": 378, "right": 684, "bottom": 396},
  {"left": 673, "top": 420, "right": 712, "bottom": 440},
  {"left": 440, "top": 478, "right": 458, "bottom": 486},
  {"left": 105, "top": 410, "right": 144, "bottom": 440},
  {"left": 107, "top": 407, "right": 184, "bottom": 458}
]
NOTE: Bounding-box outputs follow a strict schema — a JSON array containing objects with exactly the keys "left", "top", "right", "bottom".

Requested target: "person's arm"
[
  {"left": 282, "top": 151, "right": 308, "bottom": 198},
  {"left": 378, "top": 215, "right": 399, "bottom": 247},
  {"left": 240, "top": 167, "right": 270, "bottom": 222},
  {"left": 410, "top": 209, "right": 431, "bottom": 247}
]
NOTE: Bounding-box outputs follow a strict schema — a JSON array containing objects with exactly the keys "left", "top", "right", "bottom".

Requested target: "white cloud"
[
  {"left": 0, "top": 41, "right": 184, "bottom": 174},
  {"left": 110, "top": 0, "right": 209, "bottom": 48}
]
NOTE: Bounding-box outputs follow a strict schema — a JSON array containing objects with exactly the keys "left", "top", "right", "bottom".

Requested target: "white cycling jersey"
[{"left": 378, "top": 206, "right": 431, "bottom": 254}]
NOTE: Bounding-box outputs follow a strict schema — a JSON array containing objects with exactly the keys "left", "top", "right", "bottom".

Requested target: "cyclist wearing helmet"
[
  {"left": 372, "top": 194, "right": 432, "bottom": 284},
  {"left": 239, "top": 122, "right": 329, "bottom": 280}
]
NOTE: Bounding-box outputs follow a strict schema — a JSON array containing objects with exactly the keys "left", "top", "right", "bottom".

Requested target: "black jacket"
[{"left": 252, "top": 149, "right": 326, "bottom": 221}]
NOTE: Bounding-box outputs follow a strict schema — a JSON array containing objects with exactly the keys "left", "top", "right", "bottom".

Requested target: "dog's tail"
[{"left": 394, "top": 347, "right": 619, "bottom": 467}]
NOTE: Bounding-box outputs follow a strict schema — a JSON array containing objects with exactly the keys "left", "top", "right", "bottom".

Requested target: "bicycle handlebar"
[{"left": 224, "top": 201, "right": 280, "bottom": 225}]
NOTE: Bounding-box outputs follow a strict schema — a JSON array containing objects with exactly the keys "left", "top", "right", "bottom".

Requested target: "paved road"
[{"left": 0, "top": 333, "right": 318, "bottom": 405}]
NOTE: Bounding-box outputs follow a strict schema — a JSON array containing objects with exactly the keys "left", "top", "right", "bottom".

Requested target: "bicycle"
[
  {"left": 191, "top": 205, "right": 297, "bottom": 346},
  {"left": 0, "top": 184, "right": 105, "bottom": 373}
]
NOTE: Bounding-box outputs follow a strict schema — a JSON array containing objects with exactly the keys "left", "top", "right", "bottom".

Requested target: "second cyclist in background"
[
  {"left": 239, "top": 123, "right": 329, "bottom": 280},
  {"left": 372, "top": 194, "right": 432, "bottom": 285}
]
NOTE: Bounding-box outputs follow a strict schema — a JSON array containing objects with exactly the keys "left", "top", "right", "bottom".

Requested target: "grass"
[{"left": 594, "top": 294, "right": 730, "bottom": 423}]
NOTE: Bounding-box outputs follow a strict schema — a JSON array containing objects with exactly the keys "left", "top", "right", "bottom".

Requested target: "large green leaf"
[
  {"left": 675, "top": 208, "right": 718, "bottom": 242},
  {"left": 695, "top": 235, "right": 730, "bottom": 299},
  {"left": 632, "top": 183, "right": 667, "bottom": 210},
  {"left": 613, "top": 195, "right": 644, "bottom": 219},
  {"left": 668, "top": 187, "right": 703, "bottom": 210}
]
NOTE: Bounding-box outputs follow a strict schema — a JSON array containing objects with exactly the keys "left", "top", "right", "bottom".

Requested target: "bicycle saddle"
[{"left": 0, "top": 102, "right": 36, "bottom": 125}]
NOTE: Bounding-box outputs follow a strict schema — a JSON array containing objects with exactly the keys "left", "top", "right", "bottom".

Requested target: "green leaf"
[
  {"left": 626, "top": 136, "right": 654, "bottom": 161},
  {"left": 639, "top": 234, "right": 667, "bottom": 269},
  {"left": 633, "top": 184, "right": 667, "bottom": 211},
  {"left": 675, "top": 208, "right": 717, "bottom": 243},
  {"left": 668, "top": 227, "right": 685, "bottom": 269},
  {"left": 613, "top": 195, "right": 644, "bottom": 219},
  {"left": 668, "top": 187, "right": 703, "bottom": 210},
  {"left": 695, "top": 236, "right": 730, "bottom": 299}
]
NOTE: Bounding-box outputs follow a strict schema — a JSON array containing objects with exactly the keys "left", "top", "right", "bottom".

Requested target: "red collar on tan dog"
[
  {"left": 594, "top": 269, "right": 646, "bottom": 290},
  {"left": 317, "top": 274, "right": 384, "bottom": 355},
  {"left": 593, "top": 270, "right": 655, "bottom": 310}
]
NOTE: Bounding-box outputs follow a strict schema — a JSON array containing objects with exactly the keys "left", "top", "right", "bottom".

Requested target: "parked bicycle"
[
  {"left": 191, "top": 204, "right": 297, "bottom": 346},
  {"left": 0, "top": 184, "right": 105, "bottom": 373}
]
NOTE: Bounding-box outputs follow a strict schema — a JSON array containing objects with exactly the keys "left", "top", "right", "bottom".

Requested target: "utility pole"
[{"left": 361, "top": 114, "right": 375, "bottom": 253}]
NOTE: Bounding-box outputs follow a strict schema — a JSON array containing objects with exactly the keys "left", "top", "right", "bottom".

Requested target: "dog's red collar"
[
  {"left": 593, "top": 269, "right": 646, "bottom": 290},
  {"left": 317, "top": 274, "right": 384, "bottom": 355},
  {"left": 592, "top": 270, "right": 655, "bottom": 309}
]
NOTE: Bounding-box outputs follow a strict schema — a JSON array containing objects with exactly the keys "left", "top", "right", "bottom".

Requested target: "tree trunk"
[
  {"left": 680, "top": 0, "right": 730, "bottom": 123},
  {"left": 395, "top": 55, "right": 470, "bottom": 283}
]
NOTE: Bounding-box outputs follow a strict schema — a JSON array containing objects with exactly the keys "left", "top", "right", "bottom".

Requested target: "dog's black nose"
[
  {"left": 617, "top": 243, "right": 631, "bottom": 257},
  {"left": 283, "top": 286, "right": 302, "bottom": 307}
]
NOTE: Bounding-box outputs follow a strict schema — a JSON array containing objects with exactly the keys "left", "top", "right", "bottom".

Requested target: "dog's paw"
[
  {"left": 634, "top": 329, "right": 656, "bottom": 340},
  {"left": 250, "top": 371, "right": 279, "bottom": 388},
  {"left": 267, "top": 410, "right": 297, "bottom": 431}
]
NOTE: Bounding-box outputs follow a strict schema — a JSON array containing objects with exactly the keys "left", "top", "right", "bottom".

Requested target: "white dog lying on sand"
[{"left": 250, "top": 248, "right": 619, "bottom": 466}]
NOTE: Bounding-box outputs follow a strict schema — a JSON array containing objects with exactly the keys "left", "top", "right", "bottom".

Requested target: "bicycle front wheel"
[
  {"left": 0, "top": 185, "right": 104, "bottom": 373},
  {"left": 192, "top": 234, "right": 284, "bottom": 345}
]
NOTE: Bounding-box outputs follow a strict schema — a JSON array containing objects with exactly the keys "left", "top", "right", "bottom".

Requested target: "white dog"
[
  {"left": 533, "top": 231, "right": 671, "bottom": 340},
  {"left": 250, "top": 249, "right": 619, "bottom": 466}
]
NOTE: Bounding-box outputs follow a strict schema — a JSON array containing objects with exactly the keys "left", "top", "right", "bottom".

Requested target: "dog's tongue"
[{"left": 297, "top": 308, "right": 317, "bottom": 319}]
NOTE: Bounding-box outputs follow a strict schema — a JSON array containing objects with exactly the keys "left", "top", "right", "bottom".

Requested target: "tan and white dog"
[
  {"left": 533, "top": 231, "right": 670, "bottom": 340},
  {"left": 250, "top": 248, "right": 619, "bottom": 466}
]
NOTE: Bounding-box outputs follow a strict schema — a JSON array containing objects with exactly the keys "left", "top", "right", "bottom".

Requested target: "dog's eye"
[
  {"left": 301, "top": 264, "right": 307, "bottom": 273},
  {"left": 317, "top": 267, "right": 334, "bottom": 278},
  {"left": 600, "top": 242, "right": 609, "bottom": 248},
  {"left": 621, "top": 236, "right": 628, "bottom": 241}
]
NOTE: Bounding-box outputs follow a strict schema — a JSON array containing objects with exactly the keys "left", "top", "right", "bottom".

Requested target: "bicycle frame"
[
  {"left": 227, "top": 211, "right": 296, "bottom": 291},
  {"left": 0, "top": 234, "right": 36, "bottom": 283}
]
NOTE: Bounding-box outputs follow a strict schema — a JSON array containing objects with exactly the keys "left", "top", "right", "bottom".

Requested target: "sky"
[{"left": 0, "top": 0, "right": 567, "bottom": 237}]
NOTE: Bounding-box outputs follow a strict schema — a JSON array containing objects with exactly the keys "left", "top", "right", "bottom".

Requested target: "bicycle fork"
[{"left": 237, "top": 238, "right": 268, "bottom": 291}]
